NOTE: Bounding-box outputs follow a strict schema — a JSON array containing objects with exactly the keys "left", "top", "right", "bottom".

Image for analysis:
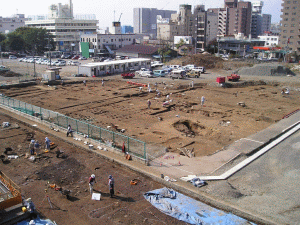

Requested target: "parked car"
[
  {"left": 169, "top": 65, "right": 181, "bottom": 70},
  {"left": 192, "top": 67, "right": 205, "bottom": 73},
  {"left": 67, "top": 61, "right": 73, "bottom": 65},
  {"left": 72, "top": 55, "right": 80, "bottom": 60},
  {"left": 169, "top": 70, "right": 186, "bottom": 79},
  {"left": 135, "top": 68, "right": 151, "bottom": 77},
  {"left": 140, "top": 71, "right": 154, "bottom": 78},
  {"left": 71, "top": 61, "right": 81, "bottom": 66},
  {"left": 153, "top": 70, "right": 167, "bottom": 77},
  {"left": 56, "top": 61, "right": 66, "bottom": 66},
  {"left": 92, "top": 57, "right": 100, "bottom": 62},
  {"left": 79, "top": 56, "right": 87, "bottom": 60},
  {"left": 72, "top": 74, "right": 87, "bottom": 77},
  {"left": 183, "top": 64, "right": 195, "bottom": 71},
  {"left": 151, "top": 61, "right": 164, "bottom": 68},
  {"left": 187, "top": 70, "right": 201, "bottom": 78},
  {"left": 9, "top": 55, "right": 17, "bottom": 59}
]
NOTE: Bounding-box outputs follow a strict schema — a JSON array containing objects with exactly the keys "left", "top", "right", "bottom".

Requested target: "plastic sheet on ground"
[
  {"left": 17, "top": 217, "right": 56, "bottom": 225},
  {"left": 144, "top": 187, "right": 253, "bottom": 225}
]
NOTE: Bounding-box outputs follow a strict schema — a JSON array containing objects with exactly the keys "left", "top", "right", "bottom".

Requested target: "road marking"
[{"left": 241, "top": 138, "right": 264, "bottom": 144}]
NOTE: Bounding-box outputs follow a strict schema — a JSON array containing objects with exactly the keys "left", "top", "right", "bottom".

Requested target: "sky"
[{"left": 1, "top": 0, "right": 282, "bottom": 28}]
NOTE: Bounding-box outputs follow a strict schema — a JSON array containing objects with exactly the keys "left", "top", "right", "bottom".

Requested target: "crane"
[{"left": 118, "top": 13, "right": 123, "bottom": 22}]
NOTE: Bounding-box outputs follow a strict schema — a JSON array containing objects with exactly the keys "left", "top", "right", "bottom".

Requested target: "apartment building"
[
  {"left": 0, "top": 14, "right": 26, "bottom": 34},
  {"left": 26, "top": 0, "right": 98, "bottom": 53},
  {"left": 225, "top": 0, "right": 252, "bottom": 37},
  {"left": 133, "top": 8, "right": 176, "bottom": 39},
  {"left": 279, "top": 0, "right": 300, "bottom": 54}
]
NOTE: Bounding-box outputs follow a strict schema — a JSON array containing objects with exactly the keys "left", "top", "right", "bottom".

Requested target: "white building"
[
  {"left": 25, "top": 0, "right": 98, "bottom": 53},
  {"left": 78, "top": 58, "right": 151, "bottom": 77},
  {"left": 258, "top": 35, "right": 279, "bottom": 47},
  {"left": 0, "top": 14, "right": 26, "bottom": 34}
]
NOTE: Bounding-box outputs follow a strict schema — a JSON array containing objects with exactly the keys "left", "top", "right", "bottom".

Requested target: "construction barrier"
[{"left": 0, "top": 96, "right": 166, "bottom": 160}]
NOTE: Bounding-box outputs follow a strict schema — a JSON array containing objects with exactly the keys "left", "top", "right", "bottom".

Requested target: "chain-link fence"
[{"left": 0, "top": 95, "right": 153, "bottom": 159}]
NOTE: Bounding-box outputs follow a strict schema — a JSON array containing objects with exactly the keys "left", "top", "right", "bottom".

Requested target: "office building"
[
  {"left": 0, "top": 14, "right": 26, "bottom": 34},
  {"left": 133, "top": 8, "right": 176, "bottom": 38},
  {"left": 251, "top": 1, "right": 272, "bottom": 38},
  {"left": 122, "top": 25, "right": 133, "bottom": 34},
  {"left": 26, "top": 0, "right": 98, "bottom": 53},
  {"left": 279, "top": 0, "right": 300, "bottom": 54}
]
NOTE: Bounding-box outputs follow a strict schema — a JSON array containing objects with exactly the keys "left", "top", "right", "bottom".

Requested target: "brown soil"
[
  {"left": 0, "top": 113, "right": 186, "bottom": 225},
  {"left": 2, "top": 78, "right": 300, "bottom": 157}
]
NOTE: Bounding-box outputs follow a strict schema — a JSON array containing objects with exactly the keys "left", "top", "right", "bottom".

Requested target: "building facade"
[
  {"left": 279, "top": 0, "right": 300, "bottom": 54},
  {"left": 122, "top": 25, "right": 133, "bottom": 34},
  {"left": 225, "top": 0, "right": 252, "bottom": 37},
  {"left": 80, "top": 33, "right": 141, "bottom": 57},
  {"left": 25, "top": 0, "right": 98, "bottom": 53},
  {"left": 133, "top": 8, "right": 176, "bottom": 39},
  {"left": 258, "top": 35, "right": 279, "bottom": 47},
  {"left": 0, "top": 14, "right": 26, "bottom": 34}
]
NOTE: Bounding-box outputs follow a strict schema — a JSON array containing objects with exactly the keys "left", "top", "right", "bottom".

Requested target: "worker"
[
  {"left": 34, "top": 141, "right": 40, "bottom": 155},
  {"left": 67, "top": 125, "right": 73, "bottom": 137},
  {"left": 154, "top": 82, "right": 158, "bottom": 90},
  {"left": 29, "top": 140, "right": 35, "bottom": 155},
  {"left": 166, "top": 94, "right": 170, "bottom": 100},
  {"left": 201, "top": 96, "right": 205, "bottom": 106},
  {"left": 45, "top": 137, "right": 51, "bottom": 150},
  {"left": 83, "top": 80, "right": 86, "bottom": 86},
  {"left": 89, "top": 174, "right": 96, "bottom": 194},
  {"left": 147, "top": 99, "right": 151, "bottom": 109},
  {"left": 191, "top": 80, "right": 194, "bottom": 88},
  {"left": 102, "top": 79, "right": 104, "bottom": 86},
  {"left": 108, "top": 175, "right": 114, "bottom": 198},
  {"left": 25, "top": 198, "right": 37, "bottom": 220},
  {"left": 139, "top": 87, "right": 143, "bottom": 92},
  {"left": 122, "top": 142, "right": 126, "bottom": 154}
]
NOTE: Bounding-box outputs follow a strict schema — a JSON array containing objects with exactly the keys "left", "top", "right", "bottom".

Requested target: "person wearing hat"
[
  {"left": 89, "top": 174, "right": 96, "bottom": 194},
  {"left": 108, "top": 175, "right": 114, "bottom": 198},
  {"left": 29, "top": 140, "right": 35, "bottom": 155},
  {"left": 26, "top": 198, "right": 37, "bottom": 220},
  {"left": 45, "top": 137, "right": 50, "bottom": 150}
]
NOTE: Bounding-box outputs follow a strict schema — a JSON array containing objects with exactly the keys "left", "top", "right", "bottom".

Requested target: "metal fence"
[{"left": 0, "top": 95, "right": 151, "bottom": 159}]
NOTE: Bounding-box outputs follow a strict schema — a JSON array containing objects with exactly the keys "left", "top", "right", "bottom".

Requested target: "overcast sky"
[{"left": 1, "top": 0, "right": 282, "bottom": 27}]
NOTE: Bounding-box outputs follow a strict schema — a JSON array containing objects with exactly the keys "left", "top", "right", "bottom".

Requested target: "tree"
[
  {"left": 158, "top": 40, "right": 172, "bottom": 63},
  {"left": 0, "top": 33, "right": 6, "bottom": 51},
  {"left": 5, "top": 33, "right": 25, "bottom": 51},
  {"left": 175, "top": 38, "right": 186, "bottom": 49},
  {"left": 8, "top": 27, "right": 54, "bottom": 54}
]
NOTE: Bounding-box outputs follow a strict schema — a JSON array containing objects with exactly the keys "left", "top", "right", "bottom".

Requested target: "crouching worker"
[
  {"left": 67, "top": 125, "right": 73, "bottom": 137},
  {"left": 25, "top": 198, "right": 37, "bottom": 220},
  {"left": 89, "top": 174, "right": 96, "bottom": 194}
]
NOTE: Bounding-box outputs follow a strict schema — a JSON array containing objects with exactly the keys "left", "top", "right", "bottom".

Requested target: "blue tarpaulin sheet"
[
  {"left": 17, "top": 218, "right": 56, "bottom": 225},
  {"left": 144, "top": 187, "right": 253, "bottom": 225}
]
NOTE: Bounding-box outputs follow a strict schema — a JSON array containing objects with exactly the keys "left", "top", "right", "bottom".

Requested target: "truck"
[
  {"left": 192, "top": 66, "right": 205, "bottom": 73},
  {"left": 121, "top": 72, "right": 135, "bottom": 79},
  {"left": 227, "top": 73, "right": 240, "bottom": 82}
]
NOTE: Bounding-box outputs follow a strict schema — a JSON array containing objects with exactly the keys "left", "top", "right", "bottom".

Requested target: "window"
[
  {"left": 284, "top": 24, "right": 288, "bottom": 27},
  {"left": 293, "top": 1, "right": 297, "bottom": 3},
  {"left": 291, "top": 18, "right": 295, "bottom": 21},
  {"left": 291, "top": 24, "right": 295, "bottom": 27},
  {"left": 285, "top": 13, "right": 289, "bottom": 15},
  {"left": 111, "top": 39, "right": 113, "bottom": 42},
  {"left": 293, "top": 6, "right": 297, "bottom": 9},
  {"left": 292, "top": 13, "right": 296, "bottom": 15},
  {"left": 283, "top": 30, "right": 287, "bottom": 33},
  {"left": 291, "top": 30, "right": 294, "bottom": 33}
]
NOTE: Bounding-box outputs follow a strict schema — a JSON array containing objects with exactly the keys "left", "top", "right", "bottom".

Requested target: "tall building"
[
  {"left": 0, "top": 14, "right": 26, "bottom": 34},
  {"left": 122, "top": 25, "right": 133, "bottom": 34},
  {"left": 251, "top": 1, "right": 272, "bottom": 38},
  {"left": 133, "top": 8, "right": 176, "bottom": 38},
  {"left": 26, "top": 0, "right": 98, "bottom": 53},
  {"left": 225, "top": 0, "right": 252, "bottom": 37},
  {"left": 194, "top": 5, "right": 218, "bottom": 51},
  {"left": 279, "top": 0, "right": 300, "bottom": 54}
]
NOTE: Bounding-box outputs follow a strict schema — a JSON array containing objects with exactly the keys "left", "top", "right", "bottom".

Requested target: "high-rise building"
[
  {"left": 122, "top": 25, "right": 133, "bottom": 34},
  {"left": 133, "top": 8, "right": 176, "bottom": 38},
  {"left": 26, "top": 0, "right": 98, "bottom": 52},
  {"left": 225, "top": 0, "right": 252, "bottom": 37},
  {"left": 279, "top": 0, "right": 300, "bottom": 54},
  {"left": 251, "top": 1, "right": 271, "bottom": 38},
  {"left": 0, "top": 14, "right": 26, "bottom": 34}
]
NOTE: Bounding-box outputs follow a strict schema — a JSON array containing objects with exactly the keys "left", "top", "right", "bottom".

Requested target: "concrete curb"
[{"left": 0, "top": 106, "right": 278, "bottom": 225}]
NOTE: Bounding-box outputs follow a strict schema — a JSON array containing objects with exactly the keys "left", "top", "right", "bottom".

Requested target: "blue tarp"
[
  {"left": 17, "top": 217, "right": 56, "bottom": 225},
  {"left": 144, "top": 187, "right": 253, "bottom": 225}
]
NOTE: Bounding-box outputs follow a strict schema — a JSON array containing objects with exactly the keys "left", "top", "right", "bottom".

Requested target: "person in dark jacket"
[{"left": 108, "top": 175, "right": 114, "bottom": 198}]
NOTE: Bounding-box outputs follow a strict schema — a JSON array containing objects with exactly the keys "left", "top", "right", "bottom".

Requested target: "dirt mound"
[
  {"left": 167, "top": 54, "right": 224, "bottom": 69},
  {"left": 0, "top": 71, "right": 22, "bottom": 77},
  {"left": 237, "top": 63, "right": 295, "bottom": 76}
]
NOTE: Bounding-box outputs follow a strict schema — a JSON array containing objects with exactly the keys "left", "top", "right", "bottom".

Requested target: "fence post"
[
  {"left": 12, "top": 99, "right": 14, "bottom": 108},
  {"left": 88, "top": 124, "right": 90, "bottom": 137},
  {"left": 19, "top": 100, "right": 20, "bottom": 109},
  {"left": 144, "top": 142, "right": 146, "bottom": 160},
  {"left": 76, "top": 120, "right": 78, "bottom": 134},
  {"left": 66, "top": 117, "right": 68, "bottom": 128},
  {"left": 113, "top": 132, "right": 115, "bottom": 144},
  {"left": 25, "top": 102, "right": 26, "bottom": 112},
  {"left": 7, "top": 98, "right": 9, "bottom": 107},
  {"left": 99, "top": 128, "right": 101, "bottom": 141},
  {"left": 127, "top": 137, "right": 129, "bottom": 153},
  {"left": 56, "top": 113, "right": 59, "bottom": 126}
]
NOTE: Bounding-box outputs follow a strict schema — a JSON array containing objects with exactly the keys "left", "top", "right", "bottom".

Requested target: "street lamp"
[{"left": 217, "top": 37, "right": 220, "bottom": 56}]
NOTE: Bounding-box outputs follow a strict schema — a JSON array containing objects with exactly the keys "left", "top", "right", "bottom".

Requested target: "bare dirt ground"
[
  {"left": 1, "top": 69, "right": 300, "bottom": 157},
  {"left": 0, "top": 113, "right": 187, "bottom": 225}
]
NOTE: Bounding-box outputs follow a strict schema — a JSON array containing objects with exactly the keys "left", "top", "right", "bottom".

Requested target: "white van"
[
  {"left": 169, "top": 65, "right": 181, "bottom": 70},
  {"left": 169, "top": 69, "right": 186, "bottom": 79},
  {"left": 192, "top": 67, "right": 205, "bottom": 73}
]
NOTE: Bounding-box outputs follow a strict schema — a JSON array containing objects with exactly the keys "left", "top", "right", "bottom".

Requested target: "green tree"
[
  {"left": 5, "top": 33, "right": 25, "bottom": 51},
  {"left": 175, "top": 38, "right": 185, "bottom": 49},
  {"left": 0, "top": 33, "right": 6, "bottom": 51},
  {"left": 9, "top": 27, "right": 54, "bottom": 54},
  {"left": 158, "top": 40, "right": 172, "bottom": 63}
]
